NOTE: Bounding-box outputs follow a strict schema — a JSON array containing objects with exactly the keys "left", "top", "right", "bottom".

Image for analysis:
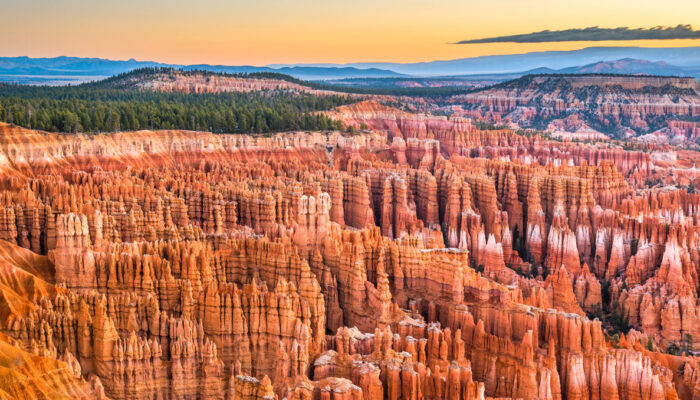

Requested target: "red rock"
[
  {"left": 0, "top": 119, "right": 694, "bottom": 400},
  {"left": 545, "top": 265, "right": 585, "bottom": 316},
  {"left": 454, "top": 74, "right": 700, "bottom": 141}
]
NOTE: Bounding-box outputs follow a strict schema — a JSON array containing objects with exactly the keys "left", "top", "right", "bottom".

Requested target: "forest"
[{"left": 0, "top": 80, "right": 350, "bottom": 134}]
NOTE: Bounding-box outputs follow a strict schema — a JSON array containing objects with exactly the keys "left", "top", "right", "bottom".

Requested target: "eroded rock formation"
[
  {"left": 0, "top": 115, "right": 699, "bottom": 400},
  {"left": 449, "top": 74, "right": 700, "bottom": 139}
]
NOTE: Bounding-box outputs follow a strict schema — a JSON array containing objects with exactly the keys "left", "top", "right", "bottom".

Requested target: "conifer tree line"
[{"left": 0, "top": 76, "right": 349, "bottom": 134}]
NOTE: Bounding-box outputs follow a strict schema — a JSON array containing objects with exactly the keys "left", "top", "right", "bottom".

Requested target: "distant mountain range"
[
  {"left": 450, "top": 58, "right": 700, "bottom": 81},
  {"left": 529, "top": 58, "right": 700, "bottom": 79},
  {"left": 0, "top": 56, "right": 404, "bottom": 85},
  {"left": 272, "top": 46, "right": 700, "bottom": 76},
  {"left": 1, "top": 46, "right": 700, "bottom": 85},
  {"left": 322, "top": 58, "right": 700, "bottom": 91}
]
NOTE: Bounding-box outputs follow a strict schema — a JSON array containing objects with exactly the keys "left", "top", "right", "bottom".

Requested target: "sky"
[{"left": 2, "top": 0, "right": 700, "bottom": 65}]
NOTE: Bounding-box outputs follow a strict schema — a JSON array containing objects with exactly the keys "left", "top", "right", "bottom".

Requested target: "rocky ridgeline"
[
  {"left": 443, "top": 74, "right": 700, "bottom": 140},
  {"left": 112, "top": 69, "right": 356, "bottom": 98},
  {"left": 0, "top": 116, "right": 699, "bottom": 399}
]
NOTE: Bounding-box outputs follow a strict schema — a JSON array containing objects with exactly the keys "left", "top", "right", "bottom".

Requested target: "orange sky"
[{"left": 2, "top": 0, "right": 700, "bottom": 65}]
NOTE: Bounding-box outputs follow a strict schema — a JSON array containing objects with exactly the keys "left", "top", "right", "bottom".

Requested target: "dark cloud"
[{"left": 456, "top": 25, "right": 700, "bottom": 44}]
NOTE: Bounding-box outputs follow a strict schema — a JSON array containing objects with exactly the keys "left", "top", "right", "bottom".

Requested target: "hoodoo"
[{"left": 0, "top": 108, "right": 699, "bottom": 398}]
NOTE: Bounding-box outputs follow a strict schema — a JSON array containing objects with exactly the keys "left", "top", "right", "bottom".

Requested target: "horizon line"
[{"left": 4, "top": 44, "right": 700, "bottom": 68}]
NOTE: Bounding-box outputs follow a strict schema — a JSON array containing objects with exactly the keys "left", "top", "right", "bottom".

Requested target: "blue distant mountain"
[
  {"left": 555, "top": 58, "right": 700, "bottom": 78},
  {"left": 446, "top": 58, "right": 700, "bottom": 80},
  {"left": 272, "top": 46, "right": 700, "bottom": 77},
  {"left": 1, "top": 46, "right": 700, "bottom": 85},
  {"left": 0, "top": 56, "right": 163, "bottom": 76},
  {"left": 0, "top": 56, "right": 404, "bottom": 85},
  {"left": 181, "top": 64, "right": 405, "bottom": 80}
]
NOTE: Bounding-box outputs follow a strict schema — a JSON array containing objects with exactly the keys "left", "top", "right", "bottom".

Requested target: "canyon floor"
[{"left": 1, "top": 71, "right": 700, "bottom": 400}]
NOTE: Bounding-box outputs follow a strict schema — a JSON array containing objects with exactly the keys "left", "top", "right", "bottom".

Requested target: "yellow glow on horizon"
[{"left": 1, "top": 0, "right": 699, "bottom": 65}]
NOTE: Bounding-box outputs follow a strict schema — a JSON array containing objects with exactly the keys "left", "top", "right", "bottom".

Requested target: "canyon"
[{"left": 1, "top": 89, "right": 700, "bottom": 400}]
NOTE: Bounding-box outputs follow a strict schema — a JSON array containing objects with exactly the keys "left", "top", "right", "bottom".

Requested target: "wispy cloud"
[{"left": 456, "top": 25, "right": 700, "bottom": 44}]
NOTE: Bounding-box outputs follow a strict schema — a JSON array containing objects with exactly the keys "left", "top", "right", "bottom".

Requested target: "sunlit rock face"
[
  {"left": 1, "top": 113, "right": 700, "bottom": 400},
  {"left": 446, "top": 74, "right": 700, "bottom": 140}
]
